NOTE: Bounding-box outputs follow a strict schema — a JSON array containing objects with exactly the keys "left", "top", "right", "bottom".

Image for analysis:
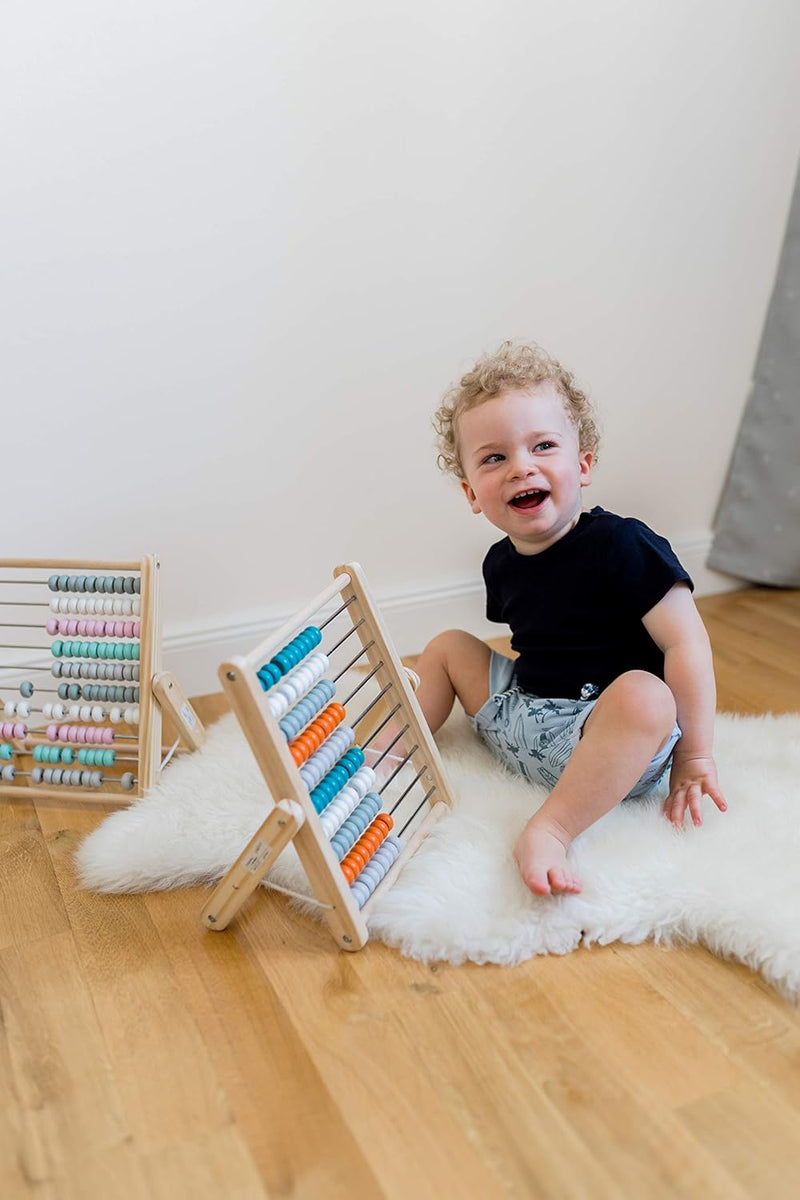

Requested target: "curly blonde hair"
[{"left": 434, "top": 341, "right": 600, "bottom": 478}]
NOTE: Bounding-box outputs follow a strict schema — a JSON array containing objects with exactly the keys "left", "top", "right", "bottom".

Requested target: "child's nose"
[{"left": 508, "top": 451, "right": 537, "bottom": 479}]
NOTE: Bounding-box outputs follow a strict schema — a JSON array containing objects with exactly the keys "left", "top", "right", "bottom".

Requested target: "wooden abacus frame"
[
  {"left": 0, "top": 556, "right": 205, "bottom": 805},
  {"left": 202, "top": 561, "right": 456, "bottom": 951}
]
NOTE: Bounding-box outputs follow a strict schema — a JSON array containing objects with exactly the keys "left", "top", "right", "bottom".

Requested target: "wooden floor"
[{"left": 2, "top": 587, "right": 800, "bottom": 1198}]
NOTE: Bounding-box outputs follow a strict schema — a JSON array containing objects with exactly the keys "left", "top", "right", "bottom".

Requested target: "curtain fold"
[{"left": 708, "top": 162, "right": 800, "bottom": 586}]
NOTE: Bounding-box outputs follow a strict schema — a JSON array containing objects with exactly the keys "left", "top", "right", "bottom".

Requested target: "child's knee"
[
  {"left": 604, "top": 670, "right": 676, "bottom": 737},
  {"left": 424, "top": 629, "right": 484, "bottom": 666}
]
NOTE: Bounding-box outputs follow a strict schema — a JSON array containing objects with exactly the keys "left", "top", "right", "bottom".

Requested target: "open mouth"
[{"left": 509, "top": 489, "right": 548, "bottom": 511}]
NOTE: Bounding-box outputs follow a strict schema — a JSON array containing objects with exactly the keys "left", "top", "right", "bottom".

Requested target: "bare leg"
[
  {"left": 514, "top": 671, "right": 677, "bottom": 897},
  {"left": 413, "top": 630, "right": 492, "bottom": 732},
  {"left": 367, "top": 630, "right": 492, "bottom": 762}
]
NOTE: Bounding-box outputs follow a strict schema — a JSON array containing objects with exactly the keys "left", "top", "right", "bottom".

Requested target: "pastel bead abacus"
[
  {"left": 0, "top": 557, "right": 204, "bottom": 804},
  {"left": 202, "top": 561, "right": 455, "bottom": 952}
]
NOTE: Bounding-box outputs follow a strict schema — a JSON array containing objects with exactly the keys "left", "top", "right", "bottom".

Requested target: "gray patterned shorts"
[{"left": 471, "top": 651, "right": 681, "bottom": 799}]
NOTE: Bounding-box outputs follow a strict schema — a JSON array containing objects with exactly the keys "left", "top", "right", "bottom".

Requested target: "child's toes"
[
  {"left": 550, "top": 868, "right": 582, "bottom": 895},
  {"left": 522, "top": 868, "right": 552, "bottom": 896}
]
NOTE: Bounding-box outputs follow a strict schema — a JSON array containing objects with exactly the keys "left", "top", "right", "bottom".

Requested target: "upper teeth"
[{"left": 515, "top": 490, "right": 541, "bottom": 499}]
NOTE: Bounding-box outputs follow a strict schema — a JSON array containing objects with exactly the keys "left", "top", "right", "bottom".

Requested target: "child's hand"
[{"left": 663, "top": 755, "right": 727, "bottom": 829}]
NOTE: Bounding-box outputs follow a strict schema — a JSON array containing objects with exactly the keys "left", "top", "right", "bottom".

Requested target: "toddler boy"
[{"left": 414, "top": 341, "right": 726, "bottom": 897}]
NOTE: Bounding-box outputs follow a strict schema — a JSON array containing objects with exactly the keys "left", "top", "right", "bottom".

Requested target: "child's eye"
[
  {"left": 482, "top": 453, "right": 505, "bottom": 465},
  {"left": 534, "top": 441, "right": 556, "bottom": 452}
]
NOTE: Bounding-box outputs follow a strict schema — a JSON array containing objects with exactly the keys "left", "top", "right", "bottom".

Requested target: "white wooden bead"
[{"left": 109, "top": 707, "right": 122, "bottom": 724}]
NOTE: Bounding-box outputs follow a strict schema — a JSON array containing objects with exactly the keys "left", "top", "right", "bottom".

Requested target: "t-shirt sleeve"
[{"left": 607, "top": 518, "right": 693, "bottom": 619}]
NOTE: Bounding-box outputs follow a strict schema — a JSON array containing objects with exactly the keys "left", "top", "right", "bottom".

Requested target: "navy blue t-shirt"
[{"left": 482, "top": 507, "right": 693, "bottom": 701}]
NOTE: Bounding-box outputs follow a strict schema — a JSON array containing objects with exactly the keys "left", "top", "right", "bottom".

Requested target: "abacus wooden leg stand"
[
  {"left": 202, "top": 561, "right": 456, "bottom": 951},
  {"left": 0, "top": 557, "right": 205, "bottom": 805}
]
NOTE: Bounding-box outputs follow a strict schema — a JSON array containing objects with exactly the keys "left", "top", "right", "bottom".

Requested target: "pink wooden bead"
[
  {"left": 47, "top": 618, "right": 58, "bottom": 634},
  {"left": 13, "top": 723, "right": 26, "bottom": 738},
  {"left": 102, "top": 728, "right": 114, "bottom": 744},
  {"left": 47, "top": 724, "right": 58, "bottom": 741}
]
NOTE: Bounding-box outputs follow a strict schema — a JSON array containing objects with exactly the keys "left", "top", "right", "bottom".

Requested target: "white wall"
[{"left": 2, "top": 1, "right": 799, "bottom": 693}]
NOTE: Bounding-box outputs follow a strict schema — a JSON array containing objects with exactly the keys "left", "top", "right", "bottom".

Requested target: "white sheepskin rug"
[{"left": 75, "top": 708, "right": 800, "bottom": 1001}]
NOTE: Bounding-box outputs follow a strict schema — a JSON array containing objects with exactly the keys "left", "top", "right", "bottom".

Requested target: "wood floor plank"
[
  {"left": 143, "top": 886, "right": 384, "bottom": 1199},
  {"left": 621, "top": 941, "right": 800, "bottom": 1112},
  {"left": 141, "top": 1128, "right": 267, "bottom": 1200},
  {"left": 677, "top": 1080, "right": 800, "bottom": 1199},
  {"left": 0, "top": 931, "right": 147, "bottom": 1196},
  {"left": 464, "top": 956, "right": 750, "bottom": 1200},
  {"left": 237, "top": 908, "right": 508, "bottom": 1199},
  {"left": 517, "top": 944, "right": 743, "bottom": 1108},
  {"left": 0, "top": 801, "right": 69, "bottom": 951},
  {"left": 34, "top": 805, "right": 236, "bottom": 1153}
]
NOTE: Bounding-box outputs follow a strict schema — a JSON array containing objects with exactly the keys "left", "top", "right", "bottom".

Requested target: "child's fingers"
[
  {"left": 704, "top": 783, "right": 728, "bottom": 813},
  {"left": 664, "top": 787, "right": 688, "bottom": 828},
  {"left": 686, "top": 783, "right": 704, "bottom": 826}
]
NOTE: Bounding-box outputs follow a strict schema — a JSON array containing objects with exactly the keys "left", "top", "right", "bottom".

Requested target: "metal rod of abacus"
[
  {"left": 341, "top": 664, "right": 385, "bottom": 708},
  {"left": 0, "top": 622, "right": 53, "bottom": 629},
  {"left": 398, "top": 786, "right": 437, "bottom": 837},
  {"left": 349, "top": 682, "right": 393, "bottom": 728},
  {"left": 326, "top": 619, "right": 367, "bottom": 661},
  {"left": 359, "top": 704, "right": 402, "bottom": 752},
  {"left": 1, "top": 749, "right": 141, "bottom": 762},
  {"left": 0, "top": 579, "right": 52, "bottom": 587},
  {"left": 378, "top": 740, "right": 418, "bottom": 790},
  {"left": 6, "top": 644, "right": 62, "bottom": 651},
  {"left": 25, "top": 732, "right": 141, "bottom": 743},
  {"left": 388, "top": 764, "right": 427, "bottom": 814},
  {"left": 331, "top": 639, "right": 376, "bottom": 683},
  {"left": 0, "top": 664, "right": 56, "bottom": 672},
  {"left": 317, "top": 594, "right": 357, "bottom": 632},
  {"left": 0, "top": 601, "right": 53, "bottom": 607}
]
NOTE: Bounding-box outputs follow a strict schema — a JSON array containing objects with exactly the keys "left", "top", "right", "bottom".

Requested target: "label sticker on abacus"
[
  {"left": 180, "top": 702, "right": 197, "bottom": 729},
  {"left": 243, "top": 840, "right": 272, "bottom": 873}
]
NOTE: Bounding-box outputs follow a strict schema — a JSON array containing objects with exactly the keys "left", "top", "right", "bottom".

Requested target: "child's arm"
[{"left": 642, "top": 583, "right": 728, "bottom": 828}]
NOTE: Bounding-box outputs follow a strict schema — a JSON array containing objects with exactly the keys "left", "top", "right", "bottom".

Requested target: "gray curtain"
[{"left": 708, "top": 162, "right": 800, "bottom": 586}]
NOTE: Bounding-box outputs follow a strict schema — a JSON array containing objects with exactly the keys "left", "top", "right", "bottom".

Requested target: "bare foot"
[{"left": 514, "top": 817, "right": 582, "bottom": 896}]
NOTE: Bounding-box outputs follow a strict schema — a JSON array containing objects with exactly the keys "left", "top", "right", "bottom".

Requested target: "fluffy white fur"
[{"left": 75, "top": 707, "right": 800, "bottom": 1001}]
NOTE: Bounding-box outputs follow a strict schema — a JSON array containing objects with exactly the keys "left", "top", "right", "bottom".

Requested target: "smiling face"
[{"left": 458, "top": 383, "right": 593, "bottom": 555}]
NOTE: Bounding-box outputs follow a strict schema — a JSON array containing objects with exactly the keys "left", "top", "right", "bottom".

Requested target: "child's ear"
[
  {"left": 579, "top": 450, "right": 593, "bottom": 488},
  {"left": 461, "top": 478, "right": 482, "bottom": 514}
]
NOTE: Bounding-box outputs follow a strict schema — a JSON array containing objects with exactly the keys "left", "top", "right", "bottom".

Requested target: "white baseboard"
[{"left": 163, "top": 531, "right": 744, "bottom": 698}]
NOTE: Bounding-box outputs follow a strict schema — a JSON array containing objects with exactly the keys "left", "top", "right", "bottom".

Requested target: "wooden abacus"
[
  {"left": 0, "top": 557, "right": 205, "bottom": 804},
  {"left": 202, "top": 562, "right": 456, "bottom": 951}
]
